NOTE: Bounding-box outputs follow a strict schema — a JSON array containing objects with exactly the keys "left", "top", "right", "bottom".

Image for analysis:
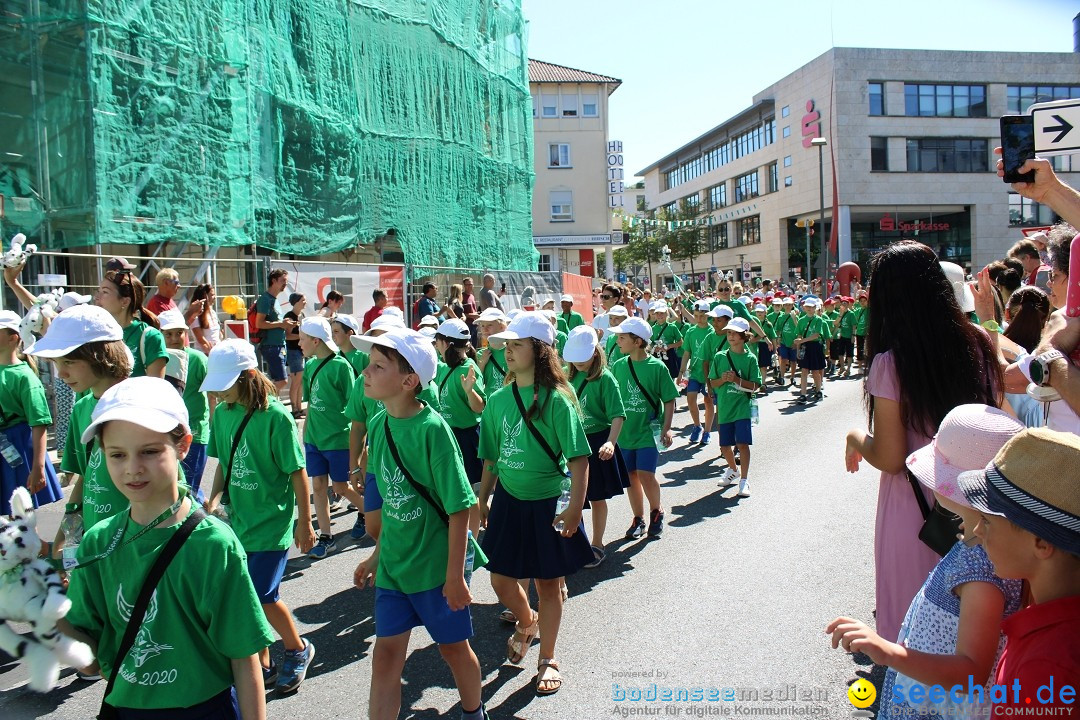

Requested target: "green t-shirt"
[
  {"left": 713, "top": 300, "right": 753, "bottom": 322},
  {"left": 560, "top": 310, "right": 585, "bottom": 331},
  {"left": 709, "top": 348, "right": 761, "bottom": 424},
  {"left": 796, "top": 314, "right": 828, "bottom": 343},
  {"left": 555, "top": 330, "right": 567, "bottom": 356},
  {"left": 369, "top": 405, "right": 487, "bottom": 594},
  {"left": 183, "top": 348, "right": 210, "bottom": 444},
  {"left": 674, "top": 320, "right": 690, "bottom": 357},
  {"left": 343, "top": 349, "right": 369, "bottom": 378},
  {"left": 123, "top": 320, "right": 168, "bottom": 378},
  {"left": 605, "top": 333, "right": 624, "bottom": 364},
  {"left": 556, "top": 316, "right": 568, "bottom": 334},
  {"left": 682, "top": 324, "right": 715, "bottom": 383},
  {"left": 0, "top": 361, "right": 52, "bottom": 429},
  {"left": 571, "top": 369, "right": 625, "bottom": 435},
  {"left": 479, "top": 347, "right": 507, "bottom": 394},
  {"left": 650, "top": 322, "right": 682, "bottom": 348},
  {"left": 478, "top": 383, "right": 590, "bottom": 501},
  {"left": 433, "top": 358, "right": 486, "bottom": 429},
  {"left": 255, "top": 292, "right": 285, "bottom": 346},
  {"left": 66, "top": 507, "right": 273, "bottom": 709},
  {"left": 774, "top": 312, "right": 798, "bottom": 346},
  {"left": 610, "top": 356, "right": 680, "bottom": 450},
  {"left": 702, "top": 331, "right": 728, "bottom": 380},
  {"left": 855, "top": 305, "right": 869, "bottom": 336},
  {"left": 63, "top": 395, "right": 127, "bottom": 531},
  {"left": 302, "top": 353, "right": 354, "bottom": 450},
  {"left": 839, "top": 309, "right": 858, "bottom": 339},
  {"left": 756, "top": 316, "right": 777, "bottom": 340},
  {"left": 207, "top": 397, "right": 304, "bottom": 551}
]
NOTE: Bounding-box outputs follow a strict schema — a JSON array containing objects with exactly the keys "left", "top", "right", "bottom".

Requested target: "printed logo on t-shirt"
[
  {"left": 579, "top": 393, "right": 596, "bottom": 427},
  {"left": 310, "top": 378, "right": 325, "bottom": 412},
  {"left": 229, "top": 441, "right": 258, "bottom": 491},
  {"left": 623, "top": 380, "right": 647, "bottom": 414},
  {"left": 379, "top": 458, "right": 420, "bottom": 522},
  {"left": 438, "top": 382, "right": 451, "bottom": 419},
  {"left": 500, "top": 417, "right": 525, "bottom": 469},
  {"left": 116, "top": 585, "right": 175, "bottom": 684}
]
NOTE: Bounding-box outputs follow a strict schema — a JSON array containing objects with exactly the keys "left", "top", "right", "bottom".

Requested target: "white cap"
[
  {"left": 350, "top": 328, "right": 439, "bottom": 387},
  {"left": 726, "top": 318, "right": 751, "bottom": 333},
  {"left": 506, "top": 308, "right": 522, "bottom": 321},
  {"left": 81, "top": 376, "right": 190, "bottom": 443},
  {"left": 737, "top": 295, "right": 752, "bottom": 306},
  {"left": 709, "top": 305, "right": 734, "bottom": 319},
  {"left": 418, "top": 315, "right": 440, "bottom": 328},
  {"left": 694, "top": 300, "right": 711, "bottom": 312},
  {"left": 200, "top": 339, "right": 258, "bottom": 392},
  {"left": 753, "top": 303, "right": 767, "bottom": 312},
  {"left": 25, "top": 305, "right": 123, "bottom": 358},
  {"left": 488, "top": 311, "right": 556, "bottom": 349},
  {"left": 157, "top": 309, "right": 188, "bottom": 331},
  {"left": 611, "top": 316, "right": 652, "bottom": 342},
  {"left": 771, "top": 298, "right": 784, "bottom": 305},
  {"left": 333, "top": 314, "right": 360, "bottom": 334},
  {"left": 560, "top": 293, "right": 574, "bottom": 304},
  {"left": 477, "top": 307, "right": 508, "bottom": 323},
  {"left": 300, "top": 316, "right": 333, "bottom": 343},
  {"left": 57, "top": 291, "right": 92, "bottom": 311},
  {"left": 382, "top": 306, "right": 404, "bottom": 319},
  {"left": 418, "top": 326, "right": 438, "bottom": 340},
  {"left": 563, "top": 325, "right": 599, "bottom": 363},
  {"left": 436, "top": 318, "right": 471, "bottom": 341},
  {"left": 782, "top": 297, "right": 795, "bottom": 305},
  {"left": 541, "top": 298, "right": 555, "bottom": 308},
  {"left": 650, "top": 301, "right": 668, "bottom": 313},
  {"left": 608, "top": 305, "right": 628, "bottom": 318},
  {"left": 0, "top": 310, "right": 20, "bottom": 332},
  {"left": 752, "top": 292, "right": 764, "bottom": 300},
  {"left": 541, "top": 308, "right": 557, "bottom": 320},
  {"left": 802, "top": 297, "right": 816, "bottom": 306},
  {"left": 940, "top": 261, "right": 975, "bottom": 313},
  {"left": 368, "top": 314, "right": 405, "bottom": 333}
]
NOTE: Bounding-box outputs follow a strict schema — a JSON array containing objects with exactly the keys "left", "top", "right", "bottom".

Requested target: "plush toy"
[
  {"left": 2, "top": 233, "right": 36, "bottom": 268},
  {"left": 18, "top": 288, "right": 61, "bottom": 350},
  {"left": 0, "top": 488, "right": 94, "bottom": 691}
]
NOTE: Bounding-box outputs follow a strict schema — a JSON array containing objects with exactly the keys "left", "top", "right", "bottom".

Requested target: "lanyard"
[{"left": 65, "top": 491, "right": 189, "bottom": 571}]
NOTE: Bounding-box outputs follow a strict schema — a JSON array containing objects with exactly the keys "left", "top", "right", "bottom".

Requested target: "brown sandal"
[
  {"left": 506, "top": 611, "right": 539, "bottom": 664},
  {"left": 536, "top": 658, "right": 562, "bottom": 695}
]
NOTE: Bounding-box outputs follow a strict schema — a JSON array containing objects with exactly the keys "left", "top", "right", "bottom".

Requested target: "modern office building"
[
  {"left": 637, "top": 47, "right": 1080, "bottom": 287},
  {"left": 529, "top": 59, "right": 622, "bottom": 280}
]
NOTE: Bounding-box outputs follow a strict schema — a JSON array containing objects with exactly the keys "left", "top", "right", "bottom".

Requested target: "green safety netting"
[{"left": 0, "top": 0, "right": 537, "bottom": 270}]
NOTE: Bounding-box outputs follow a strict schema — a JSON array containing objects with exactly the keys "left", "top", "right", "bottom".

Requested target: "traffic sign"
[
  {"left": 742, "top": 261, "right": 752, "bottom": 272},
  {"left": 1031, "top": 99, "right": 1080, "bottom": 155},
  {"left": 617, "top": 272, "right": 626, "bottom": 283}
]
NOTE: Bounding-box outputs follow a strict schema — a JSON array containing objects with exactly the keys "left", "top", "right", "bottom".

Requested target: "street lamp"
[{"left": 810, "top": 137, "right": 828, "bottom": 291}]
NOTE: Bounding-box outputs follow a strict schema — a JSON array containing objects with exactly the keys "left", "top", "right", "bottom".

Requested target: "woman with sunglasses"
[{"left": 95, "top": 269, "right": 168, "bottom": 378}]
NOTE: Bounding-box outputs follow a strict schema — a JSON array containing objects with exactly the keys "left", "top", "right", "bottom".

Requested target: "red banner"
[
  {"left": 579, "top": 249, "right": 595, "bottom": 278},
  {"left": 561, "top": 272, "right": 594, "bottom": 324}
]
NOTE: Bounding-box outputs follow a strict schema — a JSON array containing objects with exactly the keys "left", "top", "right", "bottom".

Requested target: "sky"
[{"left": 520, "top": 0, "right": 1078, "bottom": 179}]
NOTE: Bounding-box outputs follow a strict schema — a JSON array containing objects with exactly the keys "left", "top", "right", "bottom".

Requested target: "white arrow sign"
[{"left": 1031, "top": 99, "right": 1080, "bottom": 155}]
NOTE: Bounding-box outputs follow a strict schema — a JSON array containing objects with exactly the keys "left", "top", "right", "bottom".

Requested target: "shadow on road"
[{"left": 667, "top": 491, "right": 743, "bottom": 529}]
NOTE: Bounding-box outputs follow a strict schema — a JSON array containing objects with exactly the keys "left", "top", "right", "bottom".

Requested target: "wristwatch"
[{"left": 1031, "top": 349, "right": 1066, "bottom": 387}]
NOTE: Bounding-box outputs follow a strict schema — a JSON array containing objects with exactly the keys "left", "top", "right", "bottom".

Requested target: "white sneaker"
[
  {"left": 718, "top": 468, "right": 738, "bottom": 487},
  {"left": 737, "top": 479, "right": 751, "bottom": 497}
]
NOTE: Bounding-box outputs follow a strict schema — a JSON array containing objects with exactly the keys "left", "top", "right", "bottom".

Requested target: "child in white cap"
[
  {"left": 775, "top": 297, "right": 799, "bottom": 386},
  {"left": 678, "top": 300, "right": 717, "bottom": 446},
  {"left": 61, "top": 376, "right": 274, "bottom": 718},
  {"left": 475, "top": 307, "right": 509, "bottom": 390},
  {"left": 559, "top": 294, "right": 584, "bottom": 332},
  {"left": 331, "top": 314, "right": 368, "bottom": 378},
  {"left": 158, "top": 309, "right": 211, "bottom": 501},
  {"left": 794, "top": 298, "right": 828, "bottom": 403},
  {"left": 709, "top": 318, "right": 761, "bottom": 497}
]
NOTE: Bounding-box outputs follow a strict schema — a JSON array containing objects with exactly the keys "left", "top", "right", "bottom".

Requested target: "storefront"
[{"left": 849, "top": 207, "right": 971, "bottom": 274}]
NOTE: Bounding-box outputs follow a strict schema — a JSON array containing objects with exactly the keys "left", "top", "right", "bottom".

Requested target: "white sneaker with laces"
[
  {"left": 737, "top": 478, "right": 751, "bottom": 497},
  {"left": 718, "top": 468, "right": 738, "bottom": 487}
]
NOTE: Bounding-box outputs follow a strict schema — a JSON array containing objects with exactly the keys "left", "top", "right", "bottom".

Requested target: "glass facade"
[
  {"left": 1008, "top": 193, "right": 1058, "bottom": 227},
  {"left": 904, "top": 84, "right": 986, "bottom": 117},
  {"left": 734, "top": 171, "right": 759, "bottom": 203},
  {"left": 868, "top": 82, "right": 884, "bottom": 116},
  {"left": 662, "top": 118, "right": 776, "bottom": 191},
  {"left": 906, "top": 138, "right": 988, "bottom": 172},
  {"left": 850, "top": 209, "right": 972, "bottom": 272},
  {"left": 1007, "top": 85, "right": 1080, "bottom": 114}
]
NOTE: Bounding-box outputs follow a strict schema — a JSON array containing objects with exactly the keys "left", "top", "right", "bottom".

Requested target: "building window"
[
  {"left": 1009, "top": 192, "right": 1058, "bottom": 227},
  {"left": 784, "top": 176, "right": 793, "bottom": 187},
  {"left": 782, "top": 126, "right": 791, "bottom": 138},
  {"left": 906, "top": 138, "right": 988, "bottom": 172},
  {"left": 768, "top": 162, "right": 779, "bottom": 193},
  {"left": 781, "top": 105, "right": 790, "bottom": 118},
  {"left": 870, "top": 137, "right": 889, "bottom": 172},
  {"left": 541, "top": 94, "right": 557, "bottom": 117},
  {"left": 709, "top": 183, "right": 727, "bottom": 210},
  {"left": 783, "top": 155, "right": 792, "bottom": 167},
  {"left": 734, "top": 171, "right": 759, "bottom": 203},
  {"left": 582, "top": 93, "right": 598, "bottom": 117},
  {"left": 550, "top": 190, "right": 573, "bottom": 221},
  {"left": 868, "top": 82, "right": 884, "bottom": 116},
  {"left": 561, "top": 94, "right": 578, "bottom": 117},
  {"left": 736, "top": 215, "right": 761, "bottom": 246},
  {"left": 709, "top": 223, "right": 728, "bottom": 250},
  {"left": 684, "top": 192, "right": 700, "bottom": 208},
  {"left": 538, "top": 254, "right": 553, "bottom": 272},
  {"left": 904, "top": 84, "right": 986, "bottom": 117},
  {"left": 1007, "top": 85, "right": 1080, "bottom": 114},
  {"left": 548, "top": 143, "right": 571, "bottom": 168},
  {"left": 663, "top": 119, "right": 776, "bottom": 191}
]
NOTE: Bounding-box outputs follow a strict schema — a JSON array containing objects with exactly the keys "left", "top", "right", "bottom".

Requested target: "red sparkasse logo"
[{"left": 879, "top": 215, "right": 950, "bottom": 233}]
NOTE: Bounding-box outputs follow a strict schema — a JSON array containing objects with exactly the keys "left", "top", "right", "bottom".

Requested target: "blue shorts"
[
  {"left": 260, "top": 344, "right": 288, "bottom": 382},
  {"left": 305, "top": 444, "right": 350, "bottom": 484},
  {"left": 286, "top": 346, "right": 305, "bottom": 375},
  {"left": 686, "top": 378, "right": 709, "bottom": 394},
  {"left": 621, "top": 445, "right": 660, "bottom": 474},
  {"left": 717, "top": 419, "right": 753, "bottom": 447},
  {"left": 363, "top": 472, "right": 382, "bottom": 512},
  {"left": 246, "top": 550, "right": 289, "bottom": 604},
  {"left": 375, "top": 585, "right": 473, "bottom": 644},
  {"left": 778, "top": 344, "right": 797, "bottom": 362},
  {"left": 115, "top": 687, "right": 238, "bottom": 719},
  {"left": 180, "top": 443, "right": 208, "bottom": 502}
]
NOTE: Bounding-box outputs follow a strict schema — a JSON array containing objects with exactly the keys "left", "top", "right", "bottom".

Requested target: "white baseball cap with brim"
[
  {"left": 560, "top": 294, "right": 574, "bottom": 304},
  {"left": 418, "top": 315, "right": 440, "bottom": 328},
  {"left": 487, "top": 311, "right": 556, "bottom": 349},
  {"left": 563, "top": 325, "right": 599, "bottom": 363},
  {"left": 611, "top": 316, "right": 651, "bottom": 342},
  {"left": 333, "top": 314, "right": 360, "bottom": 334},
  {"left": 350, "top": 328, "right": 438, "bottom": 387},
  {"left": 709, "top": 305, "right": 734, "bottom": 319},
  {"left": 57, "top": 291, "right": 92, "bottom": 312},
  {"left": 418, "top": 326, "right": 438, "bottom": 340},
  {"left": 368, "top": 314, "right": 405, "bottom": 333},
  {"left": 157, "top": 309, "right": 188, "bottom": 332},
  {"left": 476, "top": 307, "right": 508, "bottom": 323},
  {"left": 694, "top": 300, "right": 711, "bottom": 312},
  {"left": 382, "top": 306, "right": 404, "bottom": 319},
  {"left": 81, "top": 376, "right": 190, "bottom": 444},
  {"left": 0, "top": 310, "right": 20, "bottom": 332},
  {"left": 940, "top": 261, "right": 975, "bottom": 314},
  {"left": 200, "top": 339, "right": 258, "bottom": 392},
  {"left": 753, "top": 304, "right": 767, "bottom": 312},
  {"left": 725, "top": 318, "right": 751, "bottom": 334},
  {"left": 436, "top": 318, "right": 471, "bottom": 341},
  {"left": 25, "top": 305, "right": 123, "bottom": 358},
  {"left": 300, "top": 316, "right": 333, "bottom": 344},
  {"left": 541, "top": 309, "right": 557, "bottom": 320}
]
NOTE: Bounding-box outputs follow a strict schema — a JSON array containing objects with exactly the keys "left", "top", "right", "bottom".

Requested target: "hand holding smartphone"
[{"left": 1000, "top": 115, "right": 1036, "bottom": 183}]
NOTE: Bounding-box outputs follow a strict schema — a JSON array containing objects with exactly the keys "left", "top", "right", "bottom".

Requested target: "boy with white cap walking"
[
  {"left": 709, "top": 318, "right": 760, "bottom": 497},
  {"left": 678, "top": 300, "right": 716, "bottom": 445},
  {"left": 559, "top": 294, "right": 584, "bottom": 331},
  {"left": 158, "top": 310, "right": 211, "bottom": 500}
]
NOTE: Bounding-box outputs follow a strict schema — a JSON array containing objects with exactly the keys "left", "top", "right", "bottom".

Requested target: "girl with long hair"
[
  {"left": 845, "top": 240, "right": 1002, "bottom": 645},
  {"left": 95, "top": 269, "right": 168, "bottom": 378},
  {"left": 189, "top": 282, "right": 221, "bottom": 354}
]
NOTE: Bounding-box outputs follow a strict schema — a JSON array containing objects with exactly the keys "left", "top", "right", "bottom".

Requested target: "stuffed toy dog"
[
  {"left": 18, "top": 288, "right": 61, "bottom": 350},
  {"left": 2, "top": 233, "right": 36, "bottom": 269},
  {"left": 0, "top": 488, "right": 93, "bottom": 691}
]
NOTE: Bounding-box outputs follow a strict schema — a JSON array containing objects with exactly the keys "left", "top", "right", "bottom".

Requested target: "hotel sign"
[
  {"left": 533, "top": 234, "right": 613, "bottom": 247},
  {"left": 608, "top": 141, "right": 624, "bottom": 208}
]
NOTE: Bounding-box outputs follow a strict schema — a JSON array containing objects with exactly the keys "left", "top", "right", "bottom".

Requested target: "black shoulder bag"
[
  {"left": 99, "top": 508, "right": 206, "bottom": 720},
  {"left": 383, "top": 420, "right": 449, "bottom": 526},
  {"left": 907, "top": 470, "right": 962, "bottom": 557},
  {"left": 220, "top": 405, "right": 257, "bottom": 507},
  {"left": 511, "top": 383, "right": 565, "bottom": 473}
]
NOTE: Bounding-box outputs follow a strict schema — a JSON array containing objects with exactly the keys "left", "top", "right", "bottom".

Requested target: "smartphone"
[{"left": 1000, "top": 115, "right": 1036, "bottom": 183}]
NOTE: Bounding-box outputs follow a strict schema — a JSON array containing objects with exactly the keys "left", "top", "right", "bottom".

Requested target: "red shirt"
[
  {"left": 362, "top": 305, "right": 384, "bottom": 332},
  {"left": 146, "top": 293, "right": 176, "bottom": 316},
  {"left": 993, "top": 594, "right": 1080, "bottom": 716}
]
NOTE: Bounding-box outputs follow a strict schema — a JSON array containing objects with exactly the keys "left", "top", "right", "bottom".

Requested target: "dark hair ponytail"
[
  {"left": 440, "top": 336, "right": 477, "bottom": 370},
  {"left": 1003, "top": 287, "right": 1050, "bottom": 352}
]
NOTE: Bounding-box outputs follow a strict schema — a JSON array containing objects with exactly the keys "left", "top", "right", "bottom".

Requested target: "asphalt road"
[{"left": 1, "top": 370, "right": 882, "bottom": 719}]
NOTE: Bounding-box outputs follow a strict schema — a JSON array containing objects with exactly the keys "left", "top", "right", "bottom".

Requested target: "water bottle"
[
  {"left": 553, "top": 478, "right": 572, "bottom": 533},
  {"left": 463, "top": 529, "right": 475, "bottom": 586},
  {"left": 60, "top": 504, "right": 84, "bottom": 570},
  {"left": 0, "top": 432, "right": 23, "bottom": 467},
  {"left": 750, "top": 398, "right": 760, "bottom": 426},
  {"left": 652, "top": 421, "right": 665, "bottom": 452}
]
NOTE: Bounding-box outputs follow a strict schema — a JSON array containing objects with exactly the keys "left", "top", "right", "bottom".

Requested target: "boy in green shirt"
[
  {"left": 677, "top": 300, "right": 716, "bottom": 445},
  {"left": 709, "top": 318, "right": 761, "bottom": 498},
  {"left": 352, "top": 328, "right": 489, "bottom": 720},
  {"left": 559, "top": 294, "right": 585, "bottom": 331},
  {"left": 835, "top": 297, "right": 858, "bottom": 377},
  {"left": 475, "top": 308, "right": 509, "bottom": 391},
  {"left": 332, "top": 314, "right": 369, "bottom": 378}
]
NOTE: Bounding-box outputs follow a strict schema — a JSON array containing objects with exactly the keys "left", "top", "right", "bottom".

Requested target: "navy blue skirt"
[
  {"left": 584, "top": 430, "right": 628, "bottom": 505},
  {"left": 757, "top": 341, "right": 773, "bottom": 369},
  {"left": 481, "top": 483, "right": 594, "bottom": 580},
  {"left": 1, "top": 423, "right": 63, "bottom": 515},
  {"left": 797, "top": 341, "right": 827, "bottom": 371},
  {"left": 451, "top": 424, "right": 483, "bottom": 486}
]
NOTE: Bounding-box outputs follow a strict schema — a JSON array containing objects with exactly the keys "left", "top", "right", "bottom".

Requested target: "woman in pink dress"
[{"left": 845, "top": 241, "right": 1001, "bottom": 644}]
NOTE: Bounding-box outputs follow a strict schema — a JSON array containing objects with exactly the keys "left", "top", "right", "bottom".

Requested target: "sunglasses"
[
  {"left": 718, "top": 287, "right": 732, "bottom": 292},
  {"left": 601, "top": 294, "right": 617, "bottom": 300}
]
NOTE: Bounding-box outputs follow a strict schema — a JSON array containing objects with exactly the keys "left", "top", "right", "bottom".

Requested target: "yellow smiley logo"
[{"left": 847, "top": 678, "right": 876, "bottom": 709}]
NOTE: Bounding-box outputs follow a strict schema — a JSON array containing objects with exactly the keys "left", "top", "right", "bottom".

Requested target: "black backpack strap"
[
  {"left": 511, "top": 383, "right": 563, "bottom": 470},
  {"left": 384, "top": 421, "right": 449, "bottom": 526},
  {"left": 626, "top": 360, "right": 660, "bottom": 418},
  {"left": 99, "top": 508, "right": 206, "bottom": 719},
  {"left": 304, "top": 354, "right": 335, "bottom": 397},
  {"left": 221, "top": 405, "right": 257, "bottom": 506},
  {"left": 907, "top": 470, "right": 931, "bottom": 521}
]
